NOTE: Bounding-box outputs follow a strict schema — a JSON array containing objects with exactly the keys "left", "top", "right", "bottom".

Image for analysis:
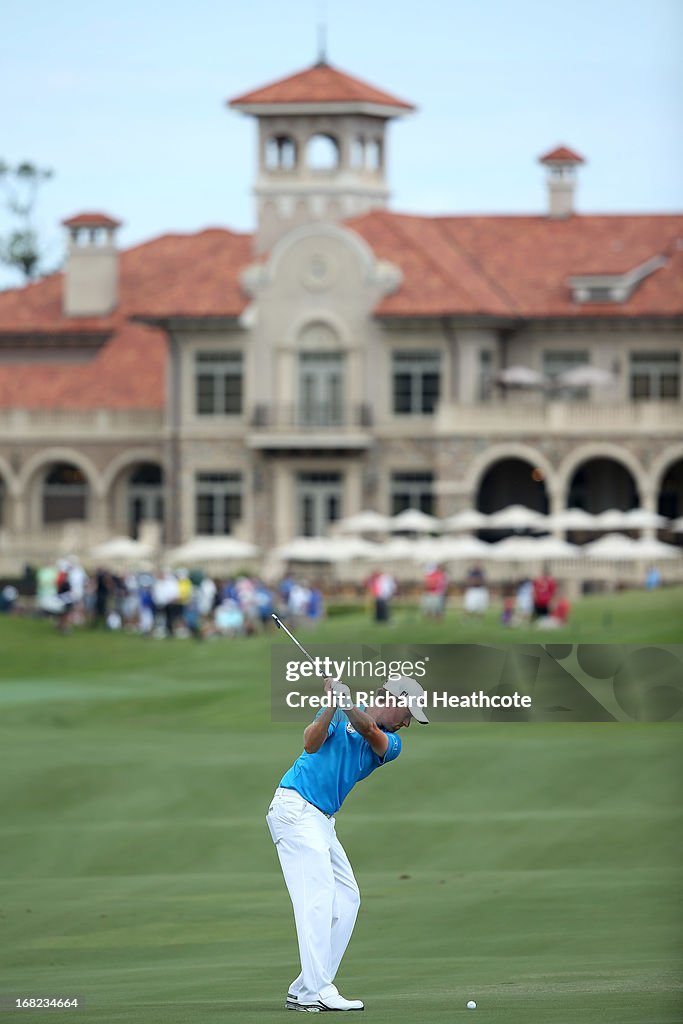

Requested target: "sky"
[{"left": 1, "top": 0, "right": 682, "bottom": 288}]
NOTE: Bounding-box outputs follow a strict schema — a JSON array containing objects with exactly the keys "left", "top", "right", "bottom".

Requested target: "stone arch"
[
  {"left": 650, "top": 442, "right": 683, "bottom": 493},
  {"left": 461, "top": 443, "right": 557, "bottom": 499},
  {"left": 100, "top": 448, "right": 168, "bottom": 496},
  {"left": 18, "top": 447, "right": 103, "bottom": 498},
  {"left": 556, "top": 443, "right": 647, "bottom": 506},
  {"left": 0, "top": 455, "right": 19, "bottom": 498}
]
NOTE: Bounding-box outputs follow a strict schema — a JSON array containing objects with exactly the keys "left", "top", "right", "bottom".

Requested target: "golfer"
[{"left": 266, "top": 675, "right": 429, "bottom": 1012}]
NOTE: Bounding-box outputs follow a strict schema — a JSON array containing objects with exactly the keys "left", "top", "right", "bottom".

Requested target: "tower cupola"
[{"left": 229, "top": 61, "right": 414, "bottom": 253}]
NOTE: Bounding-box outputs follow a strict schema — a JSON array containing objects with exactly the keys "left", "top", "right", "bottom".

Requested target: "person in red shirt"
[{"left": 532, "top": 568, "right": 557, "bottom": 619}]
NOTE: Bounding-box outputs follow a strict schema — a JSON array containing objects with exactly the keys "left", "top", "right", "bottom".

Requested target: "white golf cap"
[{"left": 383, "top": 675, "right": 430, "bottom": 724}]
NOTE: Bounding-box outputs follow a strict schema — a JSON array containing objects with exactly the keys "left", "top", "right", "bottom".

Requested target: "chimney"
[
  {"left": 62, "top": 212, "right": 121, "bottom": 316},
  {"left": 538, "top": 146, "right": 585, "bottom": 219}
]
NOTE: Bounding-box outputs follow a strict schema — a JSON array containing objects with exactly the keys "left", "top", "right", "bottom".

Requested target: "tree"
[{"left": 0, "top": 160, "right": 54, "bottom": 280}]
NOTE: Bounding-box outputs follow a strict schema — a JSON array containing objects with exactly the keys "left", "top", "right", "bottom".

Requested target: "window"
[
  {"left": 297, "top": 472, "right": 343, "bottom": 537},
  {"left": 392, "top": 351, "right": 441, "bottom": 414},
  {"left": 479, "top": 350, "right": 493, "bottom": 401},
  {"left": 390, "top": 472, "right": 434, "bottom": 516},
  {"left": 195, "top": 473, "right": 242, "bottom": 535},
  {"left": 299, "top": 351, "right": 344, "bottom": 426},
  {"left": 629, "top": 352, "right": 680, "bottom": 400},
  {"left": 195, "top": 352, "right": 243, "bottom": 415},
  {"left": 543, "top": 350, "right": 590, "bottom": 399}
]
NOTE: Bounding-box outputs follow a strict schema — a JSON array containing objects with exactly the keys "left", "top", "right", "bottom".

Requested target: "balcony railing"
[
  {"left": 433, "top": 399, "right": 683, "bottom": 435},
  {"left": 0, "top": 408, "right": 165, "bottom": 438},
  {"left": 250, "top": 403, "right": 373, "bottom": 430}
]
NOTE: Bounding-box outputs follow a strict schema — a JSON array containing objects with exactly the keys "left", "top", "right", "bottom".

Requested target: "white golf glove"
[{"left": 331, "top": 679, "right": 353, "bottom": 710}]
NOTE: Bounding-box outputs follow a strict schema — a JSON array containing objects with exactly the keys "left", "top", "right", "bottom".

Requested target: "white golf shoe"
[{"left": 285, "top": 985, "right": 364, "bottom": 1012}]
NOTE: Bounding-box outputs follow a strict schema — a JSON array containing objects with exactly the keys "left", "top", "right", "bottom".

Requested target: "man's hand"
[{"left": 325, "top": 677, "right": 353, "bottom": 710}]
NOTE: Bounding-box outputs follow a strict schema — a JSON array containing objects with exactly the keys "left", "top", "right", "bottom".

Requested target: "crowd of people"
[
  {"left": 30, "top": 558, "right": 325, "bottom": 638},
  {"left": 0, "top": 556, "right": 580, "bottom": 634}
]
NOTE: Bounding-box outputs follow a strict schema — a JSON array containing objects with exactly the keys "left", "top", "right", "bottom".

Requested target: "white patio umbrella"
[
  {"left": 628, "top": 538, "right": 682, "bottom": 560},
  {"left": 620, "top": 508, "right": 670, "bottom": 530},
  {"left": 90, "top": 536, "right": 154, "bottom": 561},
  {"left": 490, "top": 535, "right": 579, "bottom": 561},
  {"left": 547, "top": 508, "right": 600, "bottom": 531},
  {"left": 486, "top": 504, "right": 549, "bottom": 531},
  {"left": 366, "top": 537, "right": 417, "bottom": 562},
  {"left": 555, "top": 365, "right": 615, "bottom": 389},
  {"left": 389, "top": 508, "right": 441, "bottom": 534},
  {"left": 435, "top": 535, "right": 494, "bottom": 560},
  {"left": 334, "top": 510, "right": 391, "bottom": 535},
  {"left": 440, "top": 509, "right": 490, "bottom": 532},
  {"left": 495, "top": 365, "right": 547, "bottom": 388},
  {"left": 168, "top": 536, "right": 259, "bottom": 564},
  {"left": 592, "top": 509, "right": 633, "bottom": 531},
  {"left": 582, "top": 533, "right": 640, "bottom": 559},
  {"left": 274, "top": 536, "right": 344, "bottom": 562}
]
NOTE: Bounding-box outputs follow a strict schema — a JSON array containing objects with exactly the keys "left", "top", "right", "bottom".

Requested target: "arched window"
[
  {"left": 265, "top": 135, "right": 297, "bottom": 171},
  {"left": 306, "top": 133, "right": 340, "bottom": 170},
  {"left": 43, "top": 462, "right": 88, "bottom": 523},
  {"left": 365, "top": 138, "right": 382, "bottom": 171},
  {"left": 350, "top": 136, "right": 365, "bottom": 169}
]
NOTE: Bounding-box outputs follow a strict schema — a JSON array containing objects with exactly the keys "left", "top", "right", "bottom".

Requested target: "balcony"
[
  {"left": 247, "top": 403, "right": 374, "bottom": 449},
  {"left": 433, "top": 400, "right": 683, "bottom": 436}
]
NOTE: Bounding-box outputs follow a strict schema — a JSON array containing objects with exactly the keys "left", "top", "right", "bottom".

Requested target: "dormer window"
[{"left": 569, "top": 253, "right": 667, "bottom": 305}]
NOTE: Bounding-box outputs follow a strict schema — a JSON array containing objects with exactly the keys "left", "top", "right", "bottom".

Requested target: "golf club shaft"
[{"left": 271, "top": 612, "right": 318, "bottom": 668}]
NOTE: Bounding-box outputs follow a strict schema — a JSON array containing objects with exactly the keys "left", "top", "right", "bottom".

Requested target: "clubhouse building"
[{"left": 0, "top": 60, "right": 682, "bottom": 571}]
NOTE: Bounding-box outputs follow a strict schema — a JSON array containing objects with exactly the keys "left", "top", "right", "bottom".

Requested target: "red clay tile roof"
[
  {"left": 229, "top": 62, "right": 415, "bottom": 111},
  {"left": 62, "top": 212, "right": 122, "bottom": 228},
  {"left": 0, "top": 228, "right": 251, "bottom": 410},
  {"left": 1, "top": 213, "right": 681, "bottom": 410},
  {"left": 539, "top": 146, "right": 586, "bottom": 164},
  {"left": 348, "top": 211, "right": 683, "bottom": 318}
]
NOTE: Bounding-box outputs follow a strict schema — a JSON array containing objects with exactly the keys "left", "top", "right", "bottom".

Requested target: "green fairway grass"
[{"left": 1, "top": 589, "right": 682, "bottom": 1023}]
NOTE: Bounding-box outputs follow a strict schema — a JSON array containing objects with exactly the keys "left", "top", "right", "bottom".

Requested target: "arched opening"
[
  {"left": 43, "top": 462, "right": 89, "bottom": 524},
  {"left": 265, "top": 134, "right": 297, "bottom": 171},
  {"left": 658, "top": 459, "right": 683, "bottom": 544},
  {"left": 306, "top": 133, "right": 340, "bottom": 171},
  {"left": 567, "top": 458, "right": 639, "bottom": 513},
  {"left": 350, "top": 136, "right": 365, "bottom": 169},
  {"left": 476, "top": 458, "right": 549, "bottom": 515},
  {"left": 365, "top": 138, "right": 382, "bottom": 171},
  {"left": 127, "top": 463, "right": 164, "bottom": 539}
]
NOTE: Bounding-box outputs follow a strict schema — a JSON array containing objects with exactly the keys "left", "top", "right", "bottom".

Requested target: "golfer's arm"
[
  {"left": 303, "top": 706, "right": 335, "bottom": 754},
  {"left": 345, "top": 705, "right": 389, "bottom": 758}
]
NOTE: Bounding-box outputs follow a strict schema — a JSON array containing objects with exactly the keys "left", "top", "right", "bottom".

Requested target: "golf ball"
[{"left": 467, "top": 1000, "right": 477, "bottom": 1010}]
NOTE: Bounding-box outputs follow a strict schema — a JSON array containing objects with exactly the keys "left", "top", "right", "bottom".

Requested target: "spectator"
[
  {"left": 645, "top": 565, "right": 662, "bottom": 590},
  {"left": 421, "top": 564, "right": 448, "bottom": 619},
  {"left": 463, "top": 563, "right": 489, "bottom": 616},
  {"left": 515, "top": 578, "right": 534, "bottom": 624},
  {"left": 370, "top": 569, "right": 396, "bottom": 623},
  {"left": 532, "top": 567, "right": 557, "bottom": 619}
]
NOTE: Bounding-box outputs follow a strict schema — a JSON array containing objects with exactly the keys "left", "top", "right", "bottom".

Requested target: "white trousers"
[{"left": 266, "top": 786, "right": 361, "bottom": 1004}]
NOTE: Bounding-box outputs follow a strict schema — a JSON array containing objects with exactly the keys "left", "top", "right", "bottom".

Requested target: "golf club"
[{"left": 271, "top": 612, "right": 317, "bottom": 667}]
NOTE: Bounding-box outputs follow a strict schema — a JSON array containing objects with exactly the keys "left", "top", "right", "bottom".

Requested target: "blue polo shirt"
[{"left": 280, "top": 708, "right": 402, "bottom": 815}]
